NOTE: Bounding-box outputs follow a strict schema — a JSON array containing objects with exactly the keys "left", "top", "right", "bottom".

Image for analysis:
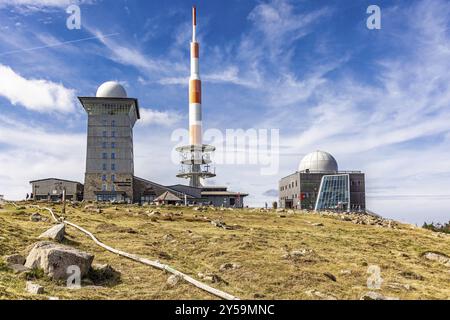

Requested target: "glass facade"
[{"left": 315, "top": 174, "right": 350, "bottom": 212}]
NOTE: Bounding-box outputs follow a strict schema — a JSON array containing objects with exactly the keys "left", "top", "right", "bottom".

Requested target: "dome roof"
[
  {"left": 96, "top": 81, "right": 127, "bottom": 98},
  {"left": 299, "top": 150, "right": 338, "bottom": 173}
]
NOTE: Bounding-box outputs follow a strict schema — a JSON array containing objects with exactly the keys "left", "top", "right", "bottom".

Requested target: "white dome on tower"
[
  {"left": 96, "top": 81, "right": 127, "bottom": 98},
  {"left": 298, "top": 150, "right": 338, "bottom": 173}
]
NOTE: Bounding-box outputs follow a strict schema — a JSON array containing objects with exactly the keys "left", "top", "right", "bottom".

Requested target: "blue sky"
[{"left": 0, "top": 0, "right": 449, "bottom": 225}]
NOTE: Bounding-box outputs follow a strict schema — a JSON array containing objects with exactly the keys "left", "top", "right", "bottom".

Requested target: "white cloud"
[
  {"left": 0, "top": 64, "right": 76, "bottom": 113},
  {"left": 138, "top": 108, "right": 182, "bottom": 127},
  {"left": 0, "top": 115, "right": 85, "bottom": 200},
  {"left": 0, "top": 0, "right": 94, "bottom": 10}
]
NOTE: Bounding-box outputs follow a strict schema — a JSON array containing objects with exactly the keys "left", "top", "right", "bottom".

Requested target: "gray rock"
[
  {"left": 4, "top": 254, "right": 26, "bottom": 266},
  {"left": 422, "top": 252, "right": 450, "bottom": 267},
  {"left": 197, "top": 272, "right": 228, "bottom": 285},
  {"left": 305, "top": 290, "right": 337, "bottom": 300},
  {"left": 25, "top": 242, "right": 94, "bottom": 281},
  {"left": 90, "top": 264, "right": 121, "bottom": 282},
  {"left": 30, "top": 213, "right": 42, "bottom": 222},
  {"left": 387, "top": 283, "right": 412, "bottom": 291},
  {"left": 323, "top": 272, "right": 337, "bottom": 282},
  {"left": 9, "top": 264, "right": 30, "bottom": 274},
  {"left": 26, "top": 281, "right": 44, "bottom": 295},
  {"left": 39, "top": 224, "right": 65, "bottom": 242},
  {"left": 219, "top": 263, "right": 242, "bottom": 272},
  {"left": 163, "top": 234, "right": 175, "bottom": 242},
  {"left": 360, "top": 291, "right": 399, "bottom": 300},
  {"left": 167, "top": 275, "right": 180, "bottom": 287}
]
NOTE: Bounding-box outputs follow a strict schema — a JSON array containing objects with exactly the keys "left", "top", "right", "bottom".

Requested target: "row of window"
[
  {"left": 102, "top": 174, "right": 116, "bottom": 182},
  {"left": 102, "top": 120, "right": 116, "bottom": 127},
  {"left": 102, "top": 163, "right": 116, "bottom": 171},
  {"left": 103, "top": 131, "right": 116, "bottom": 138},
  {"left": 281, "top": 192, "right": 313, "bottom": 201},
  {"left": 103, "top": 142, "right": 116, "bottom": 149},
  {"left": 102, "top": 153, "right": 116, "bottom": 159},
  {"left": 280, "top": 180, "right": 298, "bottom": 192},
  {"left": 102, "top": 183, "right": 116, "bottom": 192}
]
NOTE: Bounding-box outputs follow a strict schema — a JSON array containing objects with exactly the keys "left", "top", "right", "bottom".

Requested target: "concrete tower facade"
[{"left": 79, "top": 81, "right": 140, "bottom": 202}]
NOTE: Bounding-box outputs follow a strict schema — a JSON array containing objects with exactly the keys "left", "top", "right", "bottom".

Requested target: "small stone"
[
  {"left": 340, "top": 270, "right": 352, "bottom": 275},
  {"left": 39, "top": 224, "right": 65, "bottom": 242},
  {"left": 305, "top": 290, "right": 337, "bottom": 300},
  {"left": 90, "top": 264, "right": 121, "bottom": 282},
  {"left": 167, "top": 275, "right": 180, "bottom": 287},
  {"left": 323, "top": 272, "right": 337, "bottom": 282},
  {"left": 219, "top": 263, "right": 241, "bottom": 272},
  {"left": 26, "top": 281, "right": 44, "bottom": 295},
  {"left": 30, "top": 213, "right": 42, "bottom": 222},
  {"left": 4, "top": 254, "right": 26, "bottom": 266},
  {"left": 422, "top": 252, "right": 450, "bottom": 267},
  {"left": 400, "top": 271, "right": 424, "bottom": 281},
  {"left": 387, "top": 283, "right": 412, "bottom": 291},
  {"left": 360, "top": 292, "right": 399, "bottom": 300},
  {"left": 163, "top": 234, "right": 175, "bottom": 241},
  {"left": 312, "top": 223, "right": 324, "bottom": 227}
]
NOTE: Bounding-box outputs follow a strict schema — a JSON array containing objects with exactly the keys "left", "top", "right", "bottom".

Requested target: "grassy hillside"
[{"left": 0, "top": 202, "right": 449, "bottom": 300}]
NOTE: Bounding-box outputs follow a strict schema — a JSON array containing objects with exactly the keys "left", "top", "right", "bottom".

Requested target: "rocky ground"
[{"left": 0, "top": 202, "right": 449, "bottom": 300}]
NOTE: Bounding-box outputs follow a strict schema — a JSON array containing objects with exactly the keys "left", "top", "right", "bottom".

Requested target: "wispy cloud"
[
  {"left": 0, "top": 0, "right": 95, "bottom": 10},
  {"left": 138, "top": 108, "right": 182, "bottom": 127}
]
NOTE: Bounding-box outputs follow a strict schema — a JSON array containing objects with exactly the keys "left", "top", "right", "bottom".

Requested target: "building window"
[
  {"left": 111, "top": 131, "right": 116, "bottom": 138},
  {"left": 102, "top": 142, "right": 107, "bottom": 149},
  {"left": 111, "top": 185, "right": 116, "bottom": 192},
  {"left": 102, "top": 175, "right": 107, "bottom": 181},
  {"left": 102, "top": 163, "right": 107, "bottom": 171},
  {"left": 102, "top": 153, "right": 107, "bottom": 159},
  {"left": 111, "top": 153, "right": 116, "bottom": 160},
  {"left": 102, "top": 119, "right": 107, "bottom": 126},
  {"left": 111, "top": 163, "right": 116, "bottom": 171},
  {"left": 111, "top": 120, "right": 116, "bottom": 127},
  {"left": 111, "top": 142, "right": 116, "bottom": 149},
  {"left": 111, "top": 174, "right": 116, "bottom": 182},
  {"left": 102, "top": 184, "right": 107, "bottom": 191},
  {"left": 102, "top": 131, "right": 107, "bottom": 138}
]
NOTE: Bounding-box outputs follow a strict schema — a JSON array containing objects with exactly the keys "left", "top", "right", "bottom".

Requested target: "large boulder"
[
  {"left": 25, "top": 242, "right": 94, "bottom": 281},
  {"left": 39, "top": 224, "right": 65, "bottom": 242}
]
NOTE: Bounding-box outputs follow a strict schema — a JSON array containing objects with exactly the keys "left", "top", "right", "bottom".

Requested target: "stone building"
[
  {"left": 279, "top": 151, "right": 365, "bottom": 212},
  {"left": 79, "top": 81, "right": 139, "bottom": 203}
]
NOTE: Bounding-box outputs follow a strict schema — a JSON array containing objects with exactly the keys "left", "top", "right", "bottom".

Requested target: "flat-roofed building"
[{"left": 30, "top": 178, "right": 84, "bottom": 202}]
